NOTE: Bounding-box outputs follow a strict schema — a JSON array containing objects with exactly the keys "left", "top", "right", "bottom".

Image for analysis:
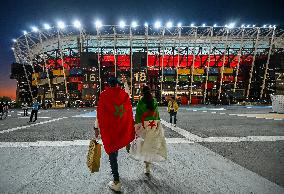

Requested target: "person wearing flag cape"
[
  {"left": 94, "top": 77, "right": 135, "bottom": 192},
  {"left": 130, "top": 85, "right": 167, "bottom": 175}
]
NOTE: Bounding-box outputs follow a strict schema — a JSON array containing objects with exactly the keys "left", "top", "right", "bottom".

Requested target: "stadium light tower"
[
  {"left": 213, "top": 24, "right": 217, "bottom": 27},
  {"left": 166, "top": 21, "right": 173, "bottom": 28},
  {"left": 44, "top": 23, "right": 51, "bottom": 30},
  {"left": 177, "top": 22, "right": 182, "bottom": 28},
  {"left": 144, "top": 22, "right": 149, "bottom": 27},
  {"left": 202, "top": 23, "right": 206, "bottom": 27},
  {"left": 12, "top": 39, "right": 17, "bottom": 43},
  {"left": 57, "top": 21, "right": 65, "bottom": 29},
  {"left": 154, "top": 21, "right": 161, "bottom": 29},
  {"left": 73, "top": 20, "right": 82, "bottom": 29},
  {"left": 119, "top": 20, "right": 126, "bottom": 28},
  {"left": 190, "top": 23, "right": 195, "bottom": 27},
  {"left": 95, "top": 20, "right": 102, "bottom": 29},
  {"left": 23, "top": 30, "right": 27, "bottom": 35}
]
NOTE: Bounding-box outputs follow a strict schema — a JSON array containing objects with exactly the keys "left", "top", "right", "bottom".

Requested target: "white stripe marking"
[
  {"left": 161, "top": 119, "right": 202, "bottom": 141},
  {"left": 0, "top": 138, "right": 191, "bottom": 148},
  {"left": 202, "top": 111, "right": 207, "bottom": 113},
  {"left": 211, "top": 112, "right": 216, "bottom": 114},
  {"left": 220, "top": 113, "right": 226, "bottom": 115},
  {"left": 199, "top": 136, "right": 284, "bottom": 143},
  {"left": 229, "top": 114, "right": 236, "bottom": 116},
  {"left": 193, "top": 110, "right": 197, "bottom": 112},
  {"left": 0, "top": 117, "right": 68, "bottom": 134},
  {"left": 162, "top": 120, "right": 284, "bottom": 143},
  {"left": 1, "top": 135, "right": 283, "bottom": 148}
]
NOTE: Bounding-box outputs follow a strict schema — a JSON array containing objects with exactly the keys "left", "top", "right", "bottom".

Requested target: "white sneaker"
[
  {"left": 108, "top": 181, "right": 121, "bottom": 192},
  {"left": 174, "top": 124, "right": 176, "bottom": 127}
]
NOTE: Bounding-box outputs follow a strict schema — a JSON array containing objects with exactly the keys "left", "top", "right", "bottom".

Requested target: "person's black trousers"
[
  {"left": 109, "top": 151, "right": 119, "bottom": 182},
  {"left": 169, "top": 111, "right": 177, "bottom": 124},
  {"left": 29, "top": 110, "right": 38, "bottom": 122}
]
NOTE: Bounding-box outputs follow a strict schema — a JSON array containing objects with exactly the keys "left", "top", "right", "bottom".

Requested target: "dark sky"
[{"left": 0, "top": 0, "right": 283, "bottom": 99}]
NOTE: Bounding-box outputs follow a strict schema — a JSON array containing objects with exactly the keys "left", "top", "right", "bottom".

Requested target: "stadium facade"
[{"left": 10, "top": 23, "right": 284, "bottom": 106}]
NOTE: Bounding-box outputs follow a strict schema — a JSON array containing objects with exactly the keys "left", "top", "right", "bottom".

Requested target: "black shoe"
[{"left": 33, "top": 120, "right": 36, "bottom": 122}]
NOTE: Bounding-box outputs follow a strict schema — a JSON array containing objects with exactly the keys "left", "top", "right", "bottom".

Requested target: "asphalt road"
[{"left": 0, "top": 105, "right": 283, "bottom": 193}]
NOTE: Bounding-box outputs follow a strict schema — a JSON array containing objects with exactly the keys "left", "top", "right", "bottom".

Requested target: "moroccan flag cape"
[{"left": 97, "top": 86, "right": 135, "bottom": 154}]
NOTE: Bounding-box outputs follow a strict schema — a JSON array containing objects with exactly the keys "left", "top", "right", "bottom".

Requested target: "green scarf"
[{"left": 135, "top": 97, "right": 160, "bottom": 123}]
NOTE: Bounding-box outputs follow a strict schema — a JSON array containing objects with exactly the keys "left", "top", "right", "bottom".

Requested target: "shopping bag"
[
  {"left": 87, "top": 139, "right": 102, "bottom": 173},
  {"left": 129, "top": 136, "right": 144, "bottom": 160}
]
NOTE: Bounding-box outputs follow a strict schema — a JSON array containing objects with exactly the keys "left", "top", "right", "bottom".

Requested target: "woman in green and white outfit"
[{"left": 130, "top": 86, "right": 167, "bottom": 175}]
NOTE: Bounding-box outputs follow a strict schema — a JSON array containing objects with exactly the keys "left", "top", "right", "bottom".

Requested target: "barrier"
[{"left": 270, "top": 95, "right": 284, "bottom": 113}]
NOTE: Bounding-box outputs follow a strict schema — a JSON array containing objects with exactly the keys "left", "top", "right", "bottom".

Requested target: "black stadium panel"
[{"left": 80, "top": 52, "right": 98, "bottom": 68}]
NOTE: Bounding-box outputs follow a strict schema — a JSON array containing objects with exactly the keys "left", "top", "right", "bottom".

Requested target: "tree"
[{"left": 0, "top": 96, "right": 12, "bottom": 102}]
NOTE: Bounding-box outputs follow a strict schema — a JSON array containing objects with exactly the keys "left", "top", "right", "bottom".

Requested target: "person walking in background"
[
  {"left": 29, "top": 99, "right": 40, "bottom": 122},
  {"left": 130, "top": 85, "right": 167, "bottom": 175},
  {"left": 22, "top": 101, "right": 29, "bottom": 116},
  {"left": 168, "top": 97, "right": 179, "bottom": 127},
  {"left": 95, "top": 77, "right": 135, "bottom": 192}
]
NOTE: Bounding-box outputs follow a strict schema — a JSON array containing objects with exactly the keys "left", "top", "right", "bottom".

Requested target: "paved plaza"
[{"left": 0, "top": 105, "right": 283, "bottom": 193}]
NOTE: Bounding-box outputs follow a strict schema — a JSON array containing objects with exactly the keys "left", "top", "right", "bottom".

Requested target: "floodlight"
[
  {"left": 31, "top": 26, "right": 39, "bottom": 32},
  {"left": 131, "top": 21, "right": 138, "bottom": 28},
  {"left": 57, "top": 21, "right": 65, "bottom": 29},
  {"left": 166, "top": 21, "right": 173, "bottom": 28},
  {"left": 154, "top": 21, "right": 161, "bottom": 29},
  {"left": 73, "top": 20, "right": 81, "bottom": 28},
  {"left": 44, "top": 23, "right": 51, "bottom": 30},
  {"left": 177, "top": 22, "right": 182, "bottom": 28},
  {"left": 119, "top": 20, "right": 126, "bottom": 28},
  {"left": 95, "top": 20, "right": 102, "bottom": 28}
]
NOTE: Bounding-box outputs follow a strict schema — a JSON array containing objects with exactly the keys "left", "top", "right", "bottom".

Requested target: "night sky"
[{"left": 0, "top": 0, "right": 283, "bottom": 99}]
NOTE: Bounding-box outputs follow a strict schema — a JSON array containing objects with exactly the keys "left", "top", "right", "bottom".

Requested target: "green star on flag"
[{"left": 114, "top": 104, "right": 125, "bottom": 119}]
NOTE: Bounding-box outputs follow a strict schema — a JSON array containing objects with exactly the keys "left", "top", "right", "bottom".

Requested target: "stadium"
[{"left": 10, "top": 21, "right": 284, "bottom": 107}]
